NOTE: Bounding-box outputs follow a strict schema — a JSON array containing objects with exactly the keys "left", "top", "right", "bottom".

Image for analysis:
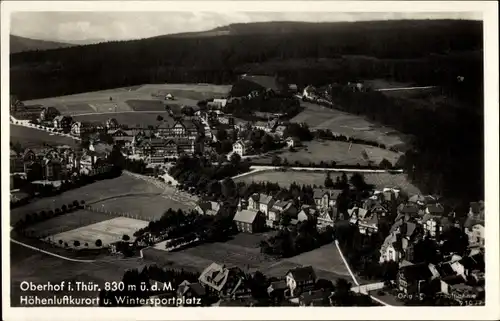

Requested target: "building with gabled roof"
[
  {"left": 195, "top": 200, "right": 222, "bottom": 216},
  {"left": 285, "top": 266, "right": 316, "bottom": 297},
  {"left": 464, "top": 201, "right": 485, "bottom": 247},
  {"left": 233, "top": 209, "right": 265, "bottom": 234}
]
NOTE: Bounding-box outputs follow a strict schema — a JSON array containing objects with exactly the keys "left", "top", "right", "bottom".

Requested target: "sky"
[{"left": 11, "top": 11, "right": 482, "bottom": 44}]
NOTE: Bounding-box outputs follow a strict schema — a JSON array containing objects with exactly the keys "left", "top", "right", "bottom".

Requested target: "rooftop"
[
  {"left": 287, "top": 266, "right": 316, "bottom": 282},
  {"left": 233, "top": 209, "right": 261, "bottom": 224}
]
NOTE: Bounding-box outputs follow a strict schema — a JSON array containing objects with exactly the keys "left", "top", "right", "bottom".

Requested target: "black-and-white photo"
[{"left": 3, "top": 2, "right": 498, "bottom": 318}]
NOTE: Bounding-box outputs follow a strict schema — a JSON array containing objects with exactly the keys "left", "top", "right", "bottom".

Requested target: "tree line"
[{"left": 11, "top": 20, "right": 482, "bottom": 100}]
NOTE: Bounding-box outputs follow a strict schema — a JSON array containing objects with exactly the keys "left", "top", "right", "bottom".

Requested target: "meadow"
[
  {"left": 254, "top": 140, "right": 401, "bottom": 166},
  {"left": 291, "top": 102, "right": 407, "bottom": 149},
  {"left": 22, "top": 83, "right": 231, "bottom": 117},
  {"left": 23, "top": 210, "right": 116, "bottom": 238},
  {"left": 10, "top": 124, "right": 79, "bottom": 149},
  {"left": 10, "top": 174, "right": 162, "bottom": 225},
  {"left": 73, "top": 111, "right": 175, "bottom": 127},
  {"left": 235, "top": 169, "right": 421, "bottom": 195},
  {"left": 90, "top": 192, "right": 194, "bottom": 221}
]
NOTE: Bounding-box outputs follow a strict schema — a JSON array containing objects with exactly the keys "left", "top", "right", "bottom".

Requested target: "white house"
[
  {"left": 285, "top": 137, "right": 300, "bottom": 148},
  {"left": 232, "top": 140, "right": 247, "bottom": 156},
  {"left": 302, "top": 85, "right": 317, "bottom": 100}
]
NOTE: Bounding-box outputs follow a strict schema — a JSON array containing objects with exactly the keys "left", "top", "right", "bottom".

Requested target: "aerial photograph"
[{"left": 8, "top": 9, "right": 486, "bottom": 308}]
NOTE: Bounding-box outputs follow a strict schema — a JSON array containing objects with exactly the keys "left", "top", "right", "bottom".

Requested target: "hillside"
[
  {"left": 10, "top": 20, "right": 482, "bottom": 102},
  {"left": 10, "top": 35, "right": 73, "bottom": 54},
  {"left": 9, "top": 19, "right": 484, "bottom": 205}
]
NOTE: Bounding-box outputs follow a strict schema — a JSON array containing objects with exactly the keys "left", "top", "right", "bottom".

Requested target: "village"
[{"left": 10, "top": 82, "right": 485, "bottom": 306}]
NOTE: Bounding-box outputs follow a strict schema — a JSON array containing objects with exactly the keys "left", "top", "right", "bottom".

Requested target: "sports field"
[
  {"left": 254, "top": 140, "right": 401, "bottom": 166},
  {"left": 235, "top": 169, "right": 421, "bottom": 194},
  {"left": 46, "top": 216, "right": 149, "bottom": 249},
  {"left": 292, "top": 102, "right": 407, "bottom": 149}
]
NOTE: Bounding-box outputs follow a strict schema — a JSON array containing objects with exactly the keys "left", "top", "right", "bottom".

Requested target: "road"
[{"left": 374, "top": 86, "right": 437, "bottom": 92}]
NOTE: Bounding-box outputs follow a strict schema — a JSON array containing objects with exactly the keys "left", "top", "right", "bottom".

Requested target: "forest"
[{"left": 10, "top": 19, "right": 482, "bottom": 101}]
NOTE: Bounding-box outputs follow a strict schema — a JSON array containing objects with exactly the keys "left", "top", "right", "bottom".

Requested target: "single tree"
[
  {"left": 379, "top": 158, "right": 393, "bottom": 170},
  {"left": 324, "top": 172, "right": 334, "bottom": 188},
  {"left": 95, "top": 239, "right": 103, "bottom": 247},
  {"left": 74, "top": 240, "right": 81, "bottom": 247},
  {"left": 122, "top": 234, "right": 131, "bottom": 241}
]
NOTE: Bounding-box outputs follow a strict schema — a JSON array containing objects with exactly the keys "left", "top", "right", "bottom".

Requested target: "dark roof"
[
  {"left": 400, "top": 205, "right": 419, "bottom": 215},
  {"left": 313, "top": 189, "right": 329, "bottom": 199},
  {"left": 464, "top": 216, "right": 485, "bottom": 229},
  {"left": 435, "top": 263, "right": 455, "bottom": 278},
  {"left": 400, "top": 263, "right": 433, "bottom": 281},
  {"left": 287, "top": 266, "right": 316, "bottom": 282},
  {"left": 427, "top": 204, "right": 445, "bottom": 215},
  {"left": 188, "top": 282, "right": 206, "bottom": 296},
  {"left": 459, "top": 253, "right": 485, "bottom": 271},
  {"left": 299, "top": 289, "right": 330, "bottom": 306},
  {"left": 441, "top": 275, "right": 466, "bottom": 285},
  {"left": 268, "top": 280, "right": 287, "bottom": 291}
]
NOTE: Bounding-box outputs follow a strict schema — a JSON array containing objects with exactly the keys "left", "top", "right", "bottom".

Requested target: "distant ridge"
[{"left": 10, "top": 35, "right": 73, "bottom": 54}]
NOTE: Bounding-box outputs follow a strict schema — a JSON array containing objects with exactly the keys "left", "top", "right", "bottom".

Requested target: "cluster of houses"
[
  {"left": 10, "top": 141, "right": 113, "bottom": 186},
  {"left": 348, "top": 189, "right": 485, "bottom": 304},
  {"left": 194, "top": 184, "right": 485, "bottom": 305},
  {"left": 147, "top": 262, "right": 330, "bottom": 307},
  {"left": 196, "top": 188, "right": 342, "bottom": 233}
]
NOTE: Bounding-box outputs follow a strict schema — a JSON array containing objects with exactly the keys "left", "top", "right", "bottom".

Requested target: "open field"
[
  {"left": 254, "top": 140, "right": 401, "bottom": 166},
  {"left": 235, "top": 170, "right": 421, "bottom": 194},
  {"left": 10, "top": 242, "right": 156, "bottom": 306},
  {"left": 73, "top": 111, "right": 175, "bottom": 127},
  {"left": 10, "top": 124, "right": 79, "bottom": 148},
  {"left": 91, "top": 193, "right": 192, "bottom": 221},
  {"left": 22, "top": 84, "right": 231, "bottom": 116},
  {"left": 285, "top": 243, "right": 350, "bottom": 278},
  {"left": 46, "top": 216, "right": 149, "bottom": 248},
  {"left": 364, "top": 78, "right": 414, "bottom": 90},
  {"left": 10, "top": 175, "right": 162, "bottom": 225},
  {"left": 23, "top": 210, "right": 116, "bottom": 238},
  {"left": 292, "top": 102, "right": 407, "bottom": 149},
  {"left": 126, "top": 99, "right": 165, "bottom": 111},
  {"left": 146, "top": 233, "right": 349, "bottom": 282}
]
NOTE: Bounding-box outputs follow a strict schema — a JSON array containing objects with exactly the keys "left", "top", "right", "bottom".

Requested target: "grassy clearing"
[
  {"left": 126, "top": 99, "right": 166, "bottom": 111},
  {"left": 254, "top": 140, "right": 401, "bottom": 166},
  {"left": 10, "top": 124, "right": 79, "bottom": 149},
  {"left": 21, "top": 83, "right": 230, "bottom": 118},
  {"left": 92, "top": 193, "right": 193, "bottom": 221},
  {"left": 73, "top": 111, "right": 175, "bottom": 127},
  {"left": 24, "top": 210, "right": 116, "bottom": 238},
  {"left": 46, "top": 216, "right": 149, "bottom": 248},
  {"left": 10, "top": 175, "right": 162, "bottom": 224},
  {"left": 364, "top": 78, "right": 413, "bottom": 90},
  {"left": 235, "top": 170, "right": 421, "bottom": 195},
  {"left": 284, "top": 243, "right": 350, "bottom": 277},
  {"left": 292, "top": 102, "right": 406, "bottom": 149}
]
